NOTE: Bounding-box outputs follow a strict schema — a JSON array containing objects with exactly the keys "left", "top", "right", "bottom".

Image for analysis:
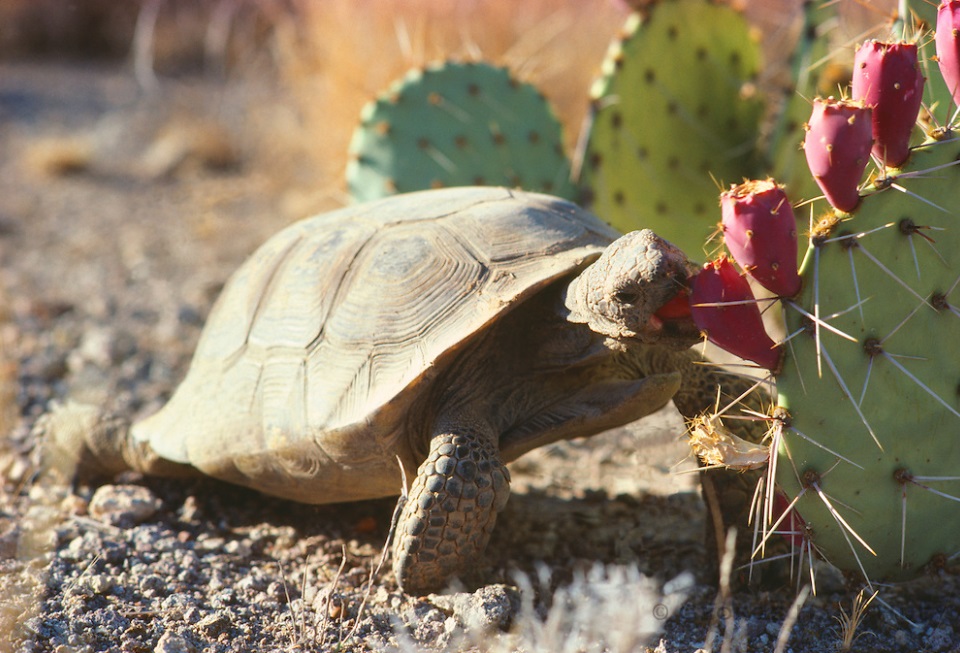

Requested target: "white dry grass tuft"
[
  {"left": 505, "top": 564, "right": 692, "bottom": 653},
  {"left": 392, "top": 563, "right": 693, "bottom": 653}
]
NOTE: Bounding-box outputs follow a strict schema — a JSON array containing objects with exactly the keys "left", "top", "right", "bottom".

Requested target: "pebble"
[
  {"left": 139, "top": 573, "right": 167, "bottom": 598},
  {"left": 428, "top": 584, "right": 520, "bottom": 632},
  {"left": 223, "top": 540, "right": 251, "bottom": 558},
  {"left": 80, "top": 573, "right": 114, "bottom": 595},
  {"left": 154, "top": 632, "right": 194, "bottom": 653},
  {"left": 89, "top": 484, "right": 162, "bottom": 526},
  {"left": 195, "top": 612, "right": 231, "bottom": 638},
  {"left": 925, "top": 624, "right": 955, "bottom": 652}
]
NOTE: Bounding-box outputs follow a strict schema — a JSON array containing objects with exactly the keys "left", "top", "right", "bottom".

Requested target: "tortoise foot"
[{"left": 392, "top": 431, "right": 510, "bottom": 594}]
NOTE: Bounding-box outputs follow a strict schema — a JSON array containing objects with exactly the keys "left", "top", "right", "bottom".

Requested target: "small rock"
[
  {"left": 154, "top": 632, "right": 194, "bottom": 653},
  {"left": 161, "top": 593, "right": 198, "bottom": 617},
  {"left": 223, "top": 540, "right": 251, "bottom": 558},
  {"left": 89, "top": 484, "right": 162, "bottom": 526},
  {"left": 195, "top": 612, "right": 231, "bottom": 638},
  {"left": 179, "top": 496, "right": 202, "bottom": 522},
  {"left": 924, "top": 624, "right": 954, "bottom": 652},
  {"left": 429, "top": 584, "right": 521, "bottom": 632},
  {"left": 1, "top": 454, "right": 31, "bottom": 485},
  {"left": 195, "top": 535, "right": 225, "bottom": 553},
  {"left": 211, "top": 588, "right": 237, "bottom": 608},
  {"left": 177, "top": 305, "right": 204, "bottom": 326},
  {"left": 236, "top": 574, "right": 267, "bottom": 593},
  {"left": 69, "top": 327, "right": 116, "bottom": 370},
  {"left": 139, "top": 574, "right": 167, "bottom": 598},
  {"left": 80, "top": 573, "right": 114, "bottom": 595}
]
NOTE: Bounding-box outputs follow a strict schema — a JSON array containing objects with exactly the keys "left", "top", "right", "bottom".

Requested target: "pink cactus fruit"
[
  {"left": 803, "top": 98, "right": 874, "bottom": 213},
  {"left": 720, "top": 179, "right": 801, "bottom": 298},
  {"left": 936, "top": 0, "right": 960, "bottom": 107},
  {"left": 690, "top": 256, "right": 782, "bottom": 372},
  {"left": 851, "top": 40, "right": 924, "bottom": 167}
]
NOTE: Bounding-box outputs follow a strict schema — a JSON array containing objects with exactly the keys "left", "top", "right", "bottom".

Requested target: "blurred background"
[{"left": 0, "top": 0, "right": 900, "bottom": 202}]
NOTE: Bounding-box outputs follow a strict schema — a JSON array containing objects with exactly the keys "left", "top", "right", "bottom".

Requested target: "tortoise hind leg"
[
  {"left": 392, "top": 422, "right": 510, "bottom": 595},
  {"left": 36, "top": 401, "right": 197, "bottom": 479}
]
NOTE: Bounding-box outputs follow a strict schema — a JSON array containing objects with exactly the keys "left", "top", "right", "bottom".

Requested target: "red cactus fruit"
[
  {"left": 720, "top": 179, "right": 801, "bottom": 298},
  {"left": 772, "top": 491, "right": 807, "bottom": 549},
  {"left": 690, "top": 256, "right": 782, "bottom": 372},
  {"left": 851, "top": 40, "right": 924, "bottom": 168},
  {"left": 803, "top": 98, "right": 874, "bottom": 213},
  {"left": 936, "top": 1, "right": 960, "bottom": 107},
  {"left": 654, "top": 288, "right": 692, "bottom": 320}
]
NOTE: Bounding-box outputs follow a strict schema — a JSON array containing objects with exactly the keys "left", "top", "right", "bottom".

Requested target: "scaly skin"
[{"left": 393, "top": 429, "right": 510, "bottom": 594}]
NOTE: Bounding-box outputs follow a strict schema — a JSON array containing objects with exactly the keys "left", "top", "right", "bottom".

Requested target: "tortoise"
[{"left": 44, "top": 186, "right": 754, "bottom": 594}]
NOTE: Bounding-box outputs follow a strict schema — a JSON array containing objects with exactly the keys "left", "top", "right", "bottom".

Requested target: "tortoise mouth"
[{"left": 648, "top": 288, "right": 702, "bottom": 348}]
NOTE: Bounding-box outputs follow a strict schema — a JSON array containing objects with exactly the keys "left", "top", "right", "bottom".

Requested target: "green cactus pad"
[
  {"left": 347, "top": 61, "right": 576, "bottom": 202},
  {"left": 775, "top": 136, "right": 960, "bottom": 581},
  {"left": 577, "top": 0, "right": 764, "bottom": 257}
]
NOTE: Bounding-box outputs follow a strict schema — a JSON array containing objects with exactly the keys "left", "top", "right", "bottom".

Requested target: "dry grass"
[
  {"left": 20, "top": 136, "right": 94, "bottom": 178},
  {"left": 0, "top": 296, "right": 16, "bottom": 443}
]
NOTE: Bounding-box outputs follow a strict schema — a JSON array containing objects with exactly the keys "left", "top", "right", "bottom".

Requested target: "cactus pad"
[
  {"left": 347, "top": 61, "right": 576, "bottom": 202},
  {"left": 577, "top": 0, "right": 764, "bottom": 256},
  {"left": 775, "top": 137, "right": 960, "bottom": 581}
]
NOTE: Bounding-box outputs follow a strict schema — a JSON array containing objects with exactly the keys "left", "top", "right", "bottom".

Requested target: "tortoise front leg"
[{"left": 392, "top": 422, "right": 510, "bottom": 594}]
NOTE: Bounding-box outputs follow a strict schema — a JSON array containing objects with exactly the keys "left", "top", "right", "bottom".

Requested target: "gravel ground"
[{"left": 2, "top": 61, "right": 959, "bottom": 653}]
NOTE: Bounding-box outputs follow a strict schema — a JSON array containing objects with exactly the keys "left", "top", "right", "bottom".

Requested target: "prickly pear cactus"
[
  {"left": 576, "top": 0, "right": 764, "bottom": 256},
  {"left": 346, "top": 61, "right": 576, "bottom": 202},
  {"left": 687, "top": 5, "right": 960, "bottom": 582},
  {"left": 774, "top": 134, "right": 960, "bottom": 582}
]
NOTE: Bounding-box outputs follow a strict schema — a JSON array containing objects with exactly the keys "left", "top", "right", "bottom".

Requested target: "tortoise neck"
[{"left": 561, "top": 268, "right": 594, "bottom": 325}]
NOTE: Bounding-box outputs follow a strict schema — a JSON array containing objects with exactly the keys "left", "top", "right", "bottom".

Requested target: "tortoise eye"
[{"left": 613, "top": 288, "right": 641, "bottom": 305}]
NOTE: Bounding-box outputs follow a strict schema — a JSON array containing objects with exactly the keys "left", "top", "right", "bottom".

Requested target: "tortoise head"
[{"left": 566, "top": 229, "right": 701, "bottom": 348}]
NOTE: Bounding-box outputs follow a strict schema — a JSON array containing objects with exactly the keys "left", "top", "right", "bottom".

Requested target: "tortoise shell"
[{"left": 132, "top": 187, "right": 620, "bottom": 502}]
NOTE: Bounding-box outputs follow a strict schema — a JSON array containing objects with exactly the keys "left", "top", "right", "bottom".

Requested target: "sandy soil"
[{"left": 1, "top": 61, "right": 959, "bottom": 653}]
